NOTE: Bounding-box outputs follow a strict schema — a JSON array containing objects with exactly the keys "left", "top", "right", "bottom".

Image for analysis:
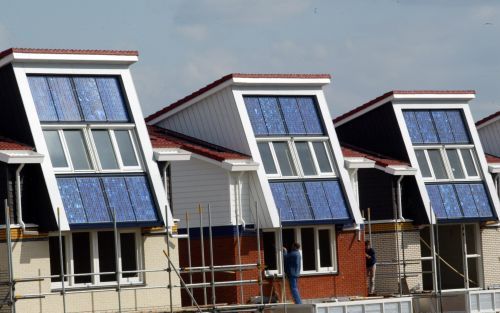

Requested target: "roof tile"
[
  {"left": 0, "top": 136, "right": 33, "bottom": 151},
  {"left": 341, "top": 143, "right": 409, "bottom": 168}
]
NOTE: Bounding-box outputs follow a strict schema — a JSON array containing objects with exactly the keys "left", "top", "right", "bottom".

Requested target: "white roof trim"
[
  {"left": 0, "top": 150, "right": 44, "bottom": 164},
  {"left": 7, "top": 52, "right": 137, "bottom": 66},
  {"left": 477, "top": 114, "right": 500, "bottom": 129},
  {"left": 379, "top": 165, "right": 418, "bottom": 176},
  {"left": 488, "top": 163, "right": 500, "bottom": 174},
  {"left": 232, "top": 76, "right": 331, "bottom": 86},
  {"left": 221, "top": 159, "right": 260, "bottom": 172},
  {"left": 153, "top": 148, "right": 192, "bottom": 161},
  {"left": 344, "top": 157, "right": 376, "bottom": 169}
]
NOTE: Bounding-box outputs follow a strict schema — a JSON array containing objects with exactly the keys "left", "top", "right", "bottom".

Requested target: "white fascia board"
[
  {"left": 231, "top": 77, "right": 331, "bottom": 87},
  {"left": 392, "top": 93, "right": 475, "bottom": 101},
  {"left": 11, "top": 52, "right": 138, "bottom": 65},
  {"left": 477, "top": 115, "right": 500, "bottom": 130},
  {"left": 0, "top": 150, "right": 44, "bottom": 164},
  {"left": 383, "top": 165, "right": 418, "bottom": 176},
  {"left": 488, "top": 164, "right": 500, "bottom": 173},
  {"left": 344, "top": 157, "right": 376, "bottom": 169},
  {"left": 221, "top": 159, "right": 259, "bottom": 172},
  {"left": 153, "top": 148, "right": 192, "bottom": 161}
]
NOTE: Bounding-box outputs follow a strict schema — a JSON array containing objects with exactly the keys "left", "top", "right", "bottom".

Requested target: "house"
[
  {"left": 334, "top": 91, "right": 500, "bottom": 297},
  {"left": 0, "top": 48, "right": 180, "bottom": 313},
  {"left": 146, "top": 73, "right": 367, "bottom": 305},
  {"left": 476, "top": 111, "right": 500, "bottom": 197}
]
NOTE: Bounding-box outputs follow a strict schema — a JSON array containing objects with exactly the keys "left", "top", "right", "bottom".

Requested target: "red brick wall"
[{"left": 178, "top": 230, "right": 366, "bottom": 305}]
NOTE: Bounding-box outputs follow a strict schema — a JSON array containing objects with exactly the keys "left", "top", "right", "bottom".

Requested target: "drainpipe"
[
  {"left": 236, "top": 172, "right": 246, "bottom": 228},
  {"left": 15, "top": 164, "right": 38, "bottom": 235},
  {"left": 396, "top": 176, "right": 405, "bottom": 221},
  {"left": 349, "top": 169, "right": 361, "bottom": 241},
  {"left": 163, "top": 161, "right": 171, "bottom": 207}
]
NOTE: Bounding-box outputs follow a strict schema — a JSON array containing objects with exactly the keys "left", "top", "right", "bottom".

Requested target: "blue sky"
[{"left": 1, "top": 0, "right": 499, "bottom": 121}]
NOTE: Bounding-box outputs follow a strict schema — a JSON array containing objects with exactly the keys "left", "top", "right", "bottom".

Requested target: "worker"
[
  {"left": 283, "top": 243, "right": 302, "bottom": 304},
  {"left": 365, "top": 240, "right": 377, "bottom": 295}
]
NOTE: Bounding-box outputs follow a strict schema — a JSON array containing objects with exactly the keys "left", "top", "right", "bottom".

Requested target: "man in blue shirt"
[
  {"left": 365, "top": 240, "right": 377, "bottom": 295},
  {"left": 283, "top": 243, "right": 302, "bottom": 304}
]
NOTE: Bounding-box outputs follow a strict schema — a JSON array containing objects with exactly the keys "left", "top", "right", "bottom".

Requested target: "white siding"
[
  {"left": 478, "top": 120, "right": 500, "bottom": 157},
  {"left": 170, "top": 158, "right": 231, "bottom": 228},
  {"left": 157, "top": 86, "right": 250, "bottom": 155},
  {"left": 229, "top": 172, "right": 255, "bottom": 226}
]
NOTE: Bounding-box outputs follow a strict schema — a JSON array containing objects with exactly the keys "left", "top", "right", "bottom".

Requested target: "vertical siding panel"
[{"left": 479, "top": 122, "right": 500, "bottom": 156}]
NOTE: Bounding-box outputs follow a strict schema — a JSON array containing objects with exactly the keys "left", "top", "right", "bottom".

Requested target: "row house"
[
  {"left": 477, "top": 111, "right": 500, "bottom": 197},
  {"left": 0, "top": 48, "right": 180, "bottom": 313}
]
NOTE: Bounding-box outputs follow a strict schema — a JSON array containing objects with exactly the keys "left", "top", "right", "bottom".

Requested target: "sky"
[{"left": 1, "top": 0, "right": 499, "bottom": 121}]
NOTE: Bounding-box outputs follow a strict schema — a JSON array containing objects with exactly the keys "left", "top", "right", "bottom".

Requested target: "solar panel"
[
  {"left": 438, "top": 184, "right": 463, "bottom": 218},
  {"left": 431, "top": 111, "right": 454, "bottom": 143},
  {"left": 57, "top": 177, "right": 87, "bottom": 224},
  {"left": 304, "top": 181, "right": 332, "bottom": 220},
  {"left": 285, "top": 182, "right": 312, "bottom": 220},
  {"left": 102, "top": 177, "right": 136, "bottom": 222},
  {"left": 47, "top": 77, "right": 82, "bottom": 121},
  {"left": 297, "top": 97, "right": 323, "bottom": 135},
  {"left": 76, "top": 177, "right": 111, "bottom": 223},
  {"left": 260, "top": 97, "right": 286, "bottom": 135},
  {"left": 28, "top": 76, "right": 59, "bottom": 121},
  {"left": 469, "top": 183, "right": 494, "bottom": 218},
  {"left": 322, "top": 180, "right": 350, "bottom": 220},
  {"left": 403, "top": 111, "right": 423, "bottom": 143},
  {"left": 96, "top": 77, "right": 130, "bottom": 122},
  {"left": 426, "top": 184, "right": 447, "bottom": 219},
  {"left": 244, "top": 97, "right": 268, "bottom": 135},
  {"left": 270, "top": 183, "right": 293, "bottom": 221},
  {"left": 280, "top": 97, "right": 306, "bottom": 134},
  {"left": 414, "top": 111, "right": 439, "bottom": 144},
  {"left": 74, "top": 77, "right": 107, "bottom": 121},
  {"left": 125, "top": 176, "right": 158, "bottom": 221},
  {"left": 455, "top": 184, "right": 479, "bottom": 218},
  {"left": 446, "top": 111, "right": 470, "bottom": 143}
]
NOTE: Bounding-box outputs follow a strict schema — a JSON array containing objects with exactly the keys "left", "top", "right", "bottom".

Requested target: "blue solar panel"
[
  {"left": 304, "top": 181, "right": 331, "bottom": 220},
  {"left": 270, "top": 183, "right": 293, "bottom": 221},
  {"left": 125, "top": 176, "right": 158, "bottom": 221},
  {"left": 260, "top": 97, "right": 286, "bottom": 135},
  {"left": 102, "top": 177, "right": 136, "bottom": 222},
  {"left": 285, "top": 182, "right": 313, "bottom": 220},
  {"left": 403, "top": 111, "right": 423, "bottom": 143},
  {"left": 322, "top": 180, "right": 350, "bottom": 219},
  {"left": 431, "top": 111, "right": 454, "bottom": 143},
  {"left": 426, "top": 184, "right": 447, "bottom": 219},
  {"left": 438, "top": 184, "right": 462, "bottom": 218},
  {"left": 74, "top": 77, "right": 107, "bottom": 121},
  {"left": 297, "top": 97, "right": 324, "bottom": 135},
  {"left": 76, "top": 177, "right": 111, "bottom": 223},
  {"left": 280, "top": 97, "right": 306, "bottom": 134},
  {"left": 96, "top": 77, "right": 130, "bottom": 122},
  {"left": 455, "top": 184, "right": 479, "bottom": 218},
  {"left": 469, "top": 183, "right": 494, "bottom": 218},
  {"left": 28, "top": 76, "right": 59, "bottom": 121},
  {"left": 57, "top": 177, "right": 87, "bottom": 224},
  {"left": 446, "top": 111, "right": 470, "bottom": 143},
  {"left": 47, "top": 77, "right": 82, "bottom": 121},
  {"left": 244, "top": 97, "right": 268, "bottom": 135},
  {"left": 415, "top": 111, "right": 439, "bottom": 144}
]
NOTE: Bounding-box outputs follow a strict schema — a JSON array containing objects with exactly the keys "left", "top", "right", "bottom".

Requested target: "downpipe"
[{"left": 15, "top": 163, "right": 38, "bottom": 235}]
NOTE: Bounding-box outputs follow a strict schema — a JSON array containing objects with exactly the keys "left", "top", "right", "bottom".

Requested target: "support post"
[
  {"left": 5, "top": 199, "right": 15, "bottom": 313},
  {"left": 167, "top": 223, "right": 173, "bottom": 313},
  {"left": 57, "top": 207, "right": 67, "bottom": 313},
  {"left": 186, "top": 212, "right": 194, "bottom": 306},
  {"left": 207, "top": 203, "right": 216, "bottom": 306},
  {"left": 256, "top": 203, "right": 264, "bottom": 305},
  {"left": 429, "top": 208, "right": 440, "bottom": 313},
  {"left": 112, "top": 209, "right": 122, "bottom": 313},
  {"left": 199, "top": 204, "right": 207, "bottom": 305}
]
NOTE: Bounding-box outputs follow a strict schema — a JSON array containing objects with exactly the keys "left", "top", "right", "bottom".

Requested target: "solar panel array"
[
  {"left": 403, "top": 110, "right": 470, "bottom": 144},
  {"left": 57, "top": 175, "right": 159, "bottom": 227},
  {"left": 28, "top": 76, "right": 130, "bottom": 122},
  {"left": 244, "top": 96, "right": 324, "bottom": 136},
  {"left": 270, "top": 180, "right": 350, "bottom": 224},
  {"left": 426, "top": 183, "right": 494, "bottom": 220}
]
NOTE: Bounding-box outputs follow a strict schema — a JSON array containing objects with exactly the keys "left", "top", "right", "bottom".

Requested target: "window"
[
  {"left": 415, "top": 147, "right": 480, "bottom": 181},
  {"left": 48, "top": 230, "right": 141, "bottom": 287},
  {"left": 44, "top": 127, "right": 142, "bottom": 173},
  {"left": 258, "top": 140, "right": 335, "bottom": 178},
  {"left": 263, "top": 226, "right": 336, "bottom": 275}
]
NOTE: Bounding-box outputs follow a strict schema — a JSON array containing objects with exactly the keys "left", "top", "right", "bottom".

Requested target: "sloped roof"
[
  {"left": 341, "top": 143, "right": 409, "bottom": 168},
  {"left": 0, "top": 136, "right": 33, "bottom": 150},
  {"left": 486, "top": 153, "right": 500, "bottom": 164},
  {"left": 148, "top": 125, "right": 250, "bottom": 162},
  {"left": 0, "top": 47, "right": 138, "bottom": 60},
  {"left": 145, "top": 73, "right": 331, "bottom": 122},
  {"left": 476, "top": 111, "right": 500, "bottom": 127}
]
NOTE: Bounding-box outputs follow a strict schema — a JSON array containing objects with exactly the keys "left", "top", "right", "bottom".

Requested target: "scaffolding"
[{"left": 0, "top": 200, "right": 285, "bottom": 313}]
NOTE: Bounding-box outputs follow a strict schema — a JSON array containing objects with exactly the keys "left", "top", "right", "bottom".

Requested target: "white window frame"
[
  {"left": 414, "top": 145, "right": 482, "bottom": 182},
  {"left": 50, "top": 229, "right": 143, "bottom": 290},
  {"left": 264, "top": 226, "right": 337, "bottom": 276},
  {"left": 43, "top": 124, "right": 143, "bottom": 174}
]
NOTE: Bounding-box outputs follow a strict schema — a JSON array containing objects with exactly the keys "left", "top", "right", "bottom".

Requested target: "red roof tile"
[
  {"left": 333, "top": 90, "right": 476, "bottom": 124},
  {"left": 145, "top": 73, "right": 331, "bottom": 122},
  {"left": 0, "top": 136, "right": 33, "bottom": 150},
  {"left": 486, "top": 153, "right": 500, "bottom": 164},
  {"left": 148, "top": 125, "right": 250, "bottom": 162},
  {"left": 341, "top": 144, "right": 409, "bottom": 168},
  {"left": 476, "top": 111, "right": 500, "bottom": 127},
  {"left": 0, "top": 47, "right": 138, "bottom": 60}
]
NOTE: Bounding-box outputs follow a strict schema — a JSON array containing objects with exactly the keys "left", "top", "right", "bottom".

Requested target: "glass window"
[
  {"left": 282, "top": 229, "right": 296, "bottom": 252},
  {"left": 301, "top": 228, "right": 316, "bottom": 271},
  {"left": 263, "top": 232, "right": 277, "bottom": 271},
  {"left": 460, "top": 149, "right": 478, "bottom": 177},
  {"left": 44, "top": 130, "right": 68, "bottom": 168},
  {"left": 428, "top": 150, "right": 448, "bottom": 179},
  {"left": 120, "top": 233, "right": 138, "bottom": 278},
  {"left": 446, "top": 149, "right": 465, "bottom": 179},
  {"left": 98, "top": 231, "right": 117, "bottom": 282},
  {"left": 295, "top": 142, "right": 317, "bottom": 175},
  {"left": 415, "top": 150, "right": 432, "bottom": 178},
  {"left": 257, "top": 142, "right": 277, "bottom": 174},
  {"left": 273, "top": 142, "right": 297, "bottom": 176},
  {"left": 64, "top": 130, "right": 92, "bottom": 170},
  {"left": 72, "top": 232, "right": 92, "bottom": 284},
  {"left": 318, "top": 229, "right": 332, "bottom": 268},
  {"left": 312, "top": 142, "right": 333, "bottom": 173},
  {"left": 92, "top": 130, "right": 119, "bottom": 169},
  {"left": 49, "top": 236, "right": 66, "bottom": 282},
  {"left": 115, "top": 130, "right": 139, "bottom": 167}
]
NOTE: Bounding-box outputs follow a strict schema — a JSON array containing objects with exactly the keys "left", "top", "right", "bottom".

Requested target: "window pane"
[
  {"left": 295, "top": 142, "right": 317, "bottom": 175},
  {"left": 263, "top": 232, "right": 277, "bottom": 271},
  {"left": 120, "top": 233, "right": 138, "bottom": 278},
  {"left": 318, "top": 229, "right": 332, "bottom": 267},
  {"left": 461, "top": 149, "right": 478, "bottom": 177},
  {"left": 273, "top": 142, "right": 297, "bottom": 176},
  {"left": 49, "top": 236, "right": 66, "bottom": 282},
  {"left": 115, "top": 130, "right": 139, "bottom": 167},
  {"left": 301, "top": 228, "right": 316, "bottom": 271},
  {"left": 64, "top": 130, "right": 92, "bottom": 170},
  {"left": 257, "top": 142, "right": 277, "bottom": 174},
  {"left": 428, "top": 150, "right": 448, "bottom": 179},
  {"left": 72, "top": 232, "right": 92, "bottom": 284},
  {"left": 98, "top": 231, "right": 117, "bottom": 282},
  {"left": 415, "top": 150, "right": 432, "bottom": 178},
  {"left": 92, "top": 130, "right": 119, "bottom": 169},
  {"left": 312, "top": 142, "right": 333, "bottom": 173},
  {"left": 282, "top": 229, "right": 295, "bottom": 252},
  {"left": 465, "top": 224, "right": 478, "bottom": 255},
  {"left": 44, "top": 130, "right": 68, "bottom": 168},
  {"left": 446, "top": 149, "right": 465, "bottom": 179}
]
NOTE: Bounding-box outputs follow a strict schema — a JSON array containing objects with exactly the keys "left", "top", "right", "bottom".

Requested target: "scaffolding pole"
[
  {"left": 256, "top": 203, "right": 264, "bottom": 305},
  {"left": 186, "top": 212, "right": 194, "bottom": 306},
  {"left": 199, "top": 204, "right": 208, "bottom": 305},
  {"left": 207, "top": 203, "right": 216, "bottom": 306},
  {"left": 112, "top": 209, "right": 122, "bottom": 313},
  {"left": 235, "top": 175, "right": 244, "bottom": 304},
  {"left": 57, "top": 207, "right": 67, "bottom": 313},
  {"left": 4, "top": 199, "right": 15, "bottom": 313}
]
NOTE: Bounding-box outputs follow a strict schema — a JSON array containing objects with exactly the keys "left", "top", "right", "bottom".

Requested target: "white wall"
[{"left": 478, "top": 120, "right": 500, "bottom": 157}]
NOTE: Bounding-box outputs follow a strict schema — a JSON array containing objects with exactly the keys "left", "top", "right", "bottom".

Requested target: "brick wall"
[
  {"left": 481, "top": 227, "right": 500, "bottom": 288},
  {"left": 178, "top": 230, "right": 367, "bottom": 305}
]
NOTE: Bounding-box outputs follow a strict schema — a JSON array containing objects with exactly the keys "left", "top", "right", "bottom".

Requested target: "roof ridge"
[
  {"left": 476, "top": 110, "right": 500, "bottom": 126},
  {"left": 0, "top": 47, "right": 139, "bottom": 60}
]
